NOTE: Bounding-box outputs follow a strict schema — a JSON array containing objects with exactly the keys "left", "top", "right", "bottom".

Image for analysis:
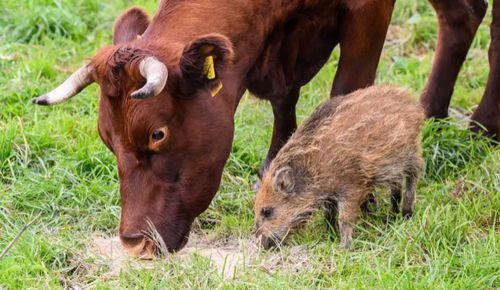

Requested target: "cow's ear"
[
  {"left": 113, "top": 7, "right": 150, "bottom": 45},
  {"left": 179, "top": 34, "right": 234, "bottom": 96}
]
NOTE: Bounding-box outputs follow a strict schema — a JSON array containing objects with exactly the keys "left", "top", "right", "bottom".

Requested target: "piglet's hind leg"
[
  {"left": 390, "top": 182, "right": 403, "bottom": 215},
  {"left": 402, "top": 174, "right": 418, "bottom": 219}
]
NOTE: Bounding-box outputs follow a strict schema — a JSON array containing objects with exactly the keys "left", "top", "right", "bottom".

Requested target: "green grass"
[{"left": 0, "top": 0, "right": 499, "bottom": 288}]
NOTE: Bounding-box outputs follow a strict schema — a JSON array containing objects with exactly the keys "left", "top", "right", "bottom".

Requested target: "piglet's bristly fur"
[{"left": 254, "top": 85, "right": 425, "bottom": 249}]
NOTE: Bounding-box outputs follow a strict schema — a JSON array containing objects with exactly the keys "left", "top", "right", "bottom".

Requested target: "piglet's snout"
[{"left": 259, "top": 235, "right": 279, "bottom": 250}]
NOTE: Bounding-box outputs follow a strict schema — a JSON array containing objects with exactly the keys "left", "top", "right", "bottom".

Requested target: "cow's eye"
[
  {"left": 149, "top": 127, "right": 168, "bottom": 150},
  {"left": 152, "top": 130, "right": 165, "bottom": 140},
  {"left": 261, "top": 207, "right": 274, "bottom": 219}
]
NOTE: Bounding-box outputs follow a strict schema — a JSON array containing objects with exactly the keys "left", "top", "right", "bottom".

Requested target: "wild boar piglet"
[{"left": 254, "top": 85, "right": 425, "bottom": 249}]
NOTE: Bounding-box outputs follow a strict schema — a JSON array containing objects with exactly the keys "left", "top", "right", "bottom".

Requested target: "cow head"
[{"left": 32, "top": 8, "right": 235, "bottom": 255}]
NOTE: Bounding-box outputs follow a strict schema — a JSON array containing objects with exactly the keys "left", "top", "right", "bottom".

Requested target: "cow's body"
[
  {"left": 33, "top": 0, "right": 499, "bottom": 255},
  {"left": 132, "top": 0, "right": 394, "bottom": 175}
]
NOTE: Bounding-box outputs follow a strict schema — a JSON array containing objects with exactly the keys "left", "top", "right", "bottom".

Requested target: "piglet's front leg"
[
  {"left": 338, "top": 219, "right": 353, "bottom": 249},
  {"left": 337, "top": 195, "right": 362, "bottom": 249}
]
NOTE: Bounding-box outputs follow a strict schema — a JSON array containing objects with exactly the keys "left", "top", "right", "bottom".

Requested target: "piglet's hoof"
[{"left": 402, "top": 210, "right": 413, "bottom": 219}]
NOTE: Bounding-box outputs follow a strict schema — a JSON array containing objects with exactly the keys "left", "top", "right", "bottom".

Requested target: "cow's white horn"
[
  {"left": 131, "top": 57, "right": 168, "bottom": 99},
  {"left": 32, "top": 65, "right": 94, "bottom": 106}
]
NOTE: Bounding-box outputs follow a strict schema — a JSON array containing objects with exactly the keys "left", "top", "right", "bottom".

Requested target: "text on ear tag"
[
  {"left": 203, "top": 55, "right": 216, "bottom": 80},
  {"left": 211, "top": 81, "right": 223, "bottom": 97}
]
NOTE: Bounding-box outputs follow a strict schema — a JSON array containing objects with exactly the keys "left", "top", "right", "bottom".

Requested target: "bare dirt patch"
[{"left": 88, "top": 233, "right": 311, "bottom": 279}]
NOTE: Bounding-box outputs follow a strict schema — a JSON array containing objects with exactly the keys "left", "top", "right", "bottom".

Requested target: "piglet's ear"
[
  {"left": 272, "top": 166, "right": 296, "bottom": 194},
  {"left": 179, "top": 33, "right": 234, "bottom": 96}
]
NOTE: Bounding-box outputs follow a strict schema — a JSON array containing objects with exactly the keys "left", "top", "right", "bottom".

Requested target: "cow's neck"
[{"left": 141, "top": 0, "right": 336, "bottom": 110}]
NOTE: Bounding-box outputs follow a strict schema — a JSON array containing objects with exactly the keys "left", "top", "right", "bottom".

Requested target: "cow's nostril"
[
  {"left": 119, "top": 233, "right": 145, "bottom": 247},
  {"left": 119, "top": 233, "right": 155, "bottom": 259}
]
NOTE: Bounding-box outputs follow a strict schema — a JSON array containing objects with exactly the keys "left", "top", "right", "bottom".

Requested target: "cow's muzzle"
[{"left": 119, "top": 232, "right": 155, "bottom": 259}]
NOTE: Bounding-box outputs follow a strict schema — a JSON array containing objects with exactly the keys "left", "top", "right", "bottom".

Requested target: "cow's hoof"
[{"left": 470, "top": 120, "right": 499, "bottom": 143}]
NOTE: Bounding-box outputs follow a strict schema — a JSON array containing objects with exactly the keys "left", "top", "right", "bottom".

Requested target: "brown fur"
[{"left": 254, "top": 85, "right": 425, "bottom": 249}]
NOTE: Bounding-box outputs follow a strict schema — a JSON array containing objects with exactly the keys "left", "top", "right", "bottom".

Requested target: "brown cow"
[{"left": 33, "top": 0, "right": 395, "bottom": 255}]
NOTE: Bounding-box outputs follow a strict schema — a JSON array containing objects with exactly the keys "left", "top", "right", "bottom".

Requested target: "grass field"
[{"left": 0, "top": 0, "right": 499, "bottom": 288}]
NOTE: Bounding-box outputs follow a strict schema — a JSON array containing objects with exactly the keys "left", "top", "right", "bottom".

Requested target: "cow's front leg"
[
  {"left": 331, "top": 0, "right": 394, "bottom": 96},
  {"left": 421, "top": 0, "right": 487, "bottom": 118},
  {"left": 471, "top": 0, "right": 500, "bottom": 140},
  {"left": 258, "top": 86, "right": 300, "bottom": 182}
]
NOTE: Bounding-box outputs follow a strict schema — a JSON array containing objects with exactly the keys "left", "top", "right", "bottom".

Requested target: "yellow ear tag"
[
  {"left": 203, "top": 55, "right": 216, "bottom": 80},
  {"left": 210, "top": 81, "right": 223, "bottom": 97}
]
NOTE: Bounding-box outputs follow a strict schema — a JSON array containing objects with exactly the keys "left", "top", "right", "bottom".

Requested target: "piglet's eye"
[{"left": 261, "top": 207, "right": 274, "bottom": 219}]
